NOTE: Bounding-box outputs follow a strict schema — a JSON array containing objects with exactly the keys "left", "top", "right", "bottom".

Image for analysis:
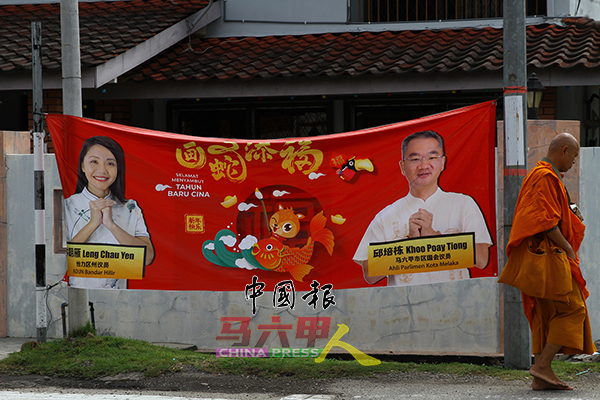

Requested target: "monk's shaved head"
[
  {"left": 546, "top": 133, "right": 579, "bottom": 173},
  {"left": 547, "top": 133, "right": 579, "bottom": 156}
]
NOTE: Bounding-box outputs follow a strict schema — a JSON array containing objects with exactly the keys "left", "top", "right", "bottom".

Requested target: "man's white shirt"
[{"left": 354, "top": 188, "right": 493, "bottom": 286}]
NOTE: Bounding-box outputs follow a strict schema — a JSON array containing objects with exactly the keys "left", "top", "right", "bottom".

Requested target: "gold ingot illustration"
[
  {"left": 331, "top": 214, "right": 346, "bottom": 225},
  {"left": 221, "top": 195, "right": 237, "bottom": 208},
  {"left": 355, "top": 158, "right": 374, "bottom": 172}
]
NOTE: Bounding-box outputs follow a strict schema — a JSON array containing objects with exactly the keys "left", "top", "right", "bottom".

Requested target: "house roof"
[
  {"left": 1, "top": 0, "right": 600, "bottom": 95},
  {"left": 121, "top": 17, "right": 600, "bottom": 83},
  {"left": 0, "top": 0, "right": 210, "bottom": 72}
]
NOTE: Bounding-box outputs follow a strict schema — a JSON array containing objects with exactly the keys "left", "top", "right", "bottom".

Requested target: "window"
[
  {"left": 255, "top": 107, "right": 328, "bottom": 139},
  {"left": 351, "top": 0, "right": 547, "bottom": 23},
  {"left": 168, "top": 100, "right": 332, "bottom": 140}
]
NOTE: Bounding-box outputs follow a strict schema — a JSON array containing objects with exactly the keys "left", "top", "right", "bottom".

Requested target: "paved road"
[
  {"left": 0, "top": 394, "right": 238, "bottom": 400},
  {"left": 2, "top": 374, "right": 600, "bottom": 400},
  {"left": 0, "top": 338, "right": 29, "bottom": 361},
  {"left": 0, "top": 392, "right": 335, "bottom": 400}
]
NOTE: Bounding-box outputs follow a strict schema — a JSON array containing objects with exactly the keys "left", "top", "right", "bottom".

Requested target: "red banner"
[{"left": 47, "top": 101, "right": 497, "bottom": 291}]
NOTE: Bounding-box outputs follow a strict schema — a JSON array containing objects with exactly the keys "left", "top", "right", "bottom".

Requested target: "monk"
[{"left": 499, "top": 133, "right": 596, "bottom": 390}]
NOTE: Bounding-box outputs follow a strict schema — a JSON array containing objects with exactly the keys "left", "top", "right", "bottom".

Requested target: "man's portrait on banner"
[{"left": 353, "top": 130, "right": 493, "bottom": 287}]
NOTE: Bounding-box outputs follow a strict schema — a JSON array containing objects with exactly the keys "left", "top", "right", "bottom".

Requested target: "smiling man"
[{"left": 353, "top": 130, "right": 493, "bottom": 286}]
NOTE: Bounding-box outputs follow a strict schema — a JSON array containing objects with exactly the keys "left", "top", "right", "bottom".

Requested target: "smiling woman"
[
  {"left": 81, "top": 144, "right": 118, "bottom": 198},
  {"left": 64, "top": 136, "right": 155, "bottom": 290}
]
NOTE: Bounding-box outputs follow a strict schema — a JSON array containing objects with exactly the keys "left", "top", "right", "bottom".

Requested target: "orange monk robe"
[{"left": 503, "top": 161, "right": 595, "bottom": 354}]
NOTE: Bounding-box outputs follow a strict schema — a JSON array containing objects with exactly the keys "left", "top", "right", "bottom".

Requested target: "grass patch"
[
  {"left": 0, "top": 336, "right": 596, "bottom": 382},
  {"left": 552, "top": 360, "right": 599, "bottom": 381},
  {"left": 69, "top": 321, "right": 97, "bottom": 338},
  {"left": 0, "top": 336, "right": 196, "bottom": 378}
]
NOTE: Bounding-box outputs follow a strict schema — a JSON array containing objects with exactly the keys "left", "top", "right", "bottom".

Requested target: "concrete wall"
[
  {"left": 6, "top": 155, "right": 68, "bottom": 338},
  {"left": 579, "top": 147, "right": 600, "bottom": 338},
  {"left": 6, "top": 154, "right": 501, "bottom": 354},
  {"left": 0, "top": 131, "right": 30, "bottom": 337},
  {"left": 572, "top": 0, "right": 600, "bottom": 19},
  {"left": 224, "top": 0, "right": 347, "bottom": 23}
]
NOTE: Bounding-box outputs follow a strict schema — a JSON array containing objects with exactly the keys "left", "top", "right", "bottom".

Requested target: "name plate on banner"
[
  {"left": 67, "top": 242, "right": 146, "bottom": 280},
  {"left": 368, "top": 233, "right": 475, "bottom": 276}
]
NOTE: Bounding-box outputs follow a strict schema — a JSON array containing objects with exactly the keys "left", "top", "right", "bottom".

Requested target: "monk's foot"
[
  {"left": 532, "top": 377, "right": 573, "bottom": 390},
  {"left": 529, "top": 366, "right": 571, "bottom": 389}
]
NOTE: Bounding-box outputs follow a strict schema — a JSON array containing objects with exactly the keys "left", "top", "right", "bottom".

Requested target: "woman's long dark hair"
[{"left": 75, "top": 136, "right": 127, "bottom": 203}]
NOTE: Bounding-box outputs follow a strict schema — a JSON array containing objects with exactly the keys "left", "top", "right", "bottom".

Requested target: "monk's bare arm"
[
  {"left": 545, "top": 225, "right": 576, "bottom": 260},
  {"left": 356, "top": 260, "right": 386, "bottom": 285}
]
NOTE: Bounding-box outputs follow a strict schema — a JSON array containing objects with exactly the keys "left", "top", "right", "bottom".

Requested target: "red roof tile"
[
  {"left": 1, "top": 0, "right": 599, "bottom": 86},
  {"left": 121, "top": 19, "right": 600, "bottom": 83},
  {"left": 0, "top": 0, "right": 209, "bottom": 72}
]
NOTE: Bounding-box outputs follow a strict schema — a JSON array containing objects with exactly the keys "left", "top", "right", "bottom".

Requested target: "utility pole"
[
  {"left": 502, "top": 0, "right": 531, "bottom": 369},
  {"left": 61, "top": 0, "right": 89, "bottom": 333},
  {"left": 32, "top": 21, "right": 47, "bottom": 343}
]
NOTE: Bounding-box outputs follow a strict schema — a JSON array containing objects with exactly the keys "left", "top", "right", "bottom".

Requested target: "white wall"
[
  {"left": 6, "top": 155, "right": 68, "bottom": 337},
  {"left": 572, "top": 0, "right": 600, "bottom": 19},
  {"left": 579, "top": 147, "right": 600, "bottom": 339},
  {"left": 224, "top": 0, "right": 347, "bottom": 23}
]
